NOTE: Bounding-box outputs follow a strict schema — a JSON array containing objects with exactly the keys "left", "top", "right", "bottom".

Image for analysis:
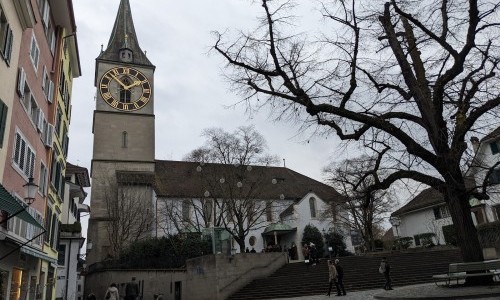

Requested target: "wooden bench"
[{"left": 432, "top": 259, "right": 500, "bottom": 286}]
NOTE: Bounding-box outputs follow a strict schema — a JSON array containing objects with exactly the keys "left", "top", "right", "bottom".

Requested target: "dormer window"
[
  {"left": 119, "top": 49, "right": 133, "bottom": 62},
  {"left": 490, "top": 142, "right": 499, "bottom": 155}
]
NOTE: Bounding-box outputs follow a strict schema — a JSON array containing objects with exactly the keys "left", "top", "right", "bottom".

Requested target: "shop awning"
[
  {"left": 0, "top": 184, "right": 44, "bottom": 229},
  {"left": 20, "top": 246, "right": 57, "bottom": 264}
]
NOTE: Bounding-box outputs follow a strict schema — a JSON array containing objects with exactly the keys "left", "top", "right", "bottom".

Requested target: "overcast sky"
[{"left": 69, "top": 0, "right": 348, "bottom": 185}]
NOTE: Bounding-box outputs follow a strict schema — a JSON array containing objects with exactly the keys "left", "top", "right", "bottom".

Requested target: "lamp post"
[{"left": 389, "top": 216, "right": 401, "bottom": 250}]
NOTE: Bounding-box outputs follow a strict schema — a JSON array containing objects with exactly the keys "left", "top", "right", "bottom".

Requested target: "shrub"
[
  {"left": 415, "top": 232, "right": 436, "bottom": 247},
  {"left": 119, "top": 234, "right": 212, "bottom": 269},
  {"left": 442, "top": 224, "right": 457, "bottom": 246},
  {"left": 324, "top": 230, "right": 348, "bottom": 257},
  {"left": 477, "top": 221, "right": 500, "bottom": 247},
  {"left": 392, "top": 237, "right": 413, "bottom": 250},
  {"left": 302, "top": 224, "right": 325, "bottom": 257},
  {"left": 60, "top": 222, "right": 82, "bottom": 233}
]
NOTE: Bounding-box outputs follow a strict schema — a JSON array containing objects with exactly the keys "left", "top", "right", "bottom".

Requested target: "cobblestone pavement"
[{"left": 268, "top": 283, "right": 500, "bottom": 300}]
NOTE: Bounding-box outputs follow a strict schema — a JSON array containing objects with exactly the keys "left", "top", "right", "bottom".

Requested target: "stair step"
[{"left": 228, "top": 249, "right": 462, "bottom": 300}]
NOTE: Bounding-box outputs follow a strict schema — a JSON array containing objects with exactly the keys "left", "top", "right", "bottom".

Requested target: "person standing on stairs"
[
  {"left": 335, "top": 259, "right": 346, "bottom": 296},
  {"left": 326, "top": 260, "right": 338, "bottom": 296}
]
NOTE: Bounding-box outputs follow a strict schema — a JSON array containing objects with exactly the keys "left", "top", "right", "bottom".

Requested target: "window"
[
  {"left": 122, "top": 131, "right": 128, "bottom": 148},
  {"left": 414, "top": 235, "right": 421, "bottom": 246},
  {"left": 13, "top": 131, "right": 35, "bottom": 178},
  {"left": 7, "top": 203, "right": 43, "bottom": 245},
  {"left": 182, "top": 200, "right": 190, "bottom": 222},
  {"left": 29, "top": 34, "right": 40, "bottom": 70},
  {"left": 42, "top": 67, "right": 55, "bottom": 102},
  {"left": 57, "top": 244, "right": 66, "bottom": 266},
  {"left": 0, "top": 7, "right": 13, "bottom": 64},
  {"left": 0, "top": 98, "right": 8, "bottom": 148},
  {"left": 488, "top": 169, "right": 500, "bottom": 185},
  {"left": 45, "top": 206, "right": 52, "bottom": 242},
  {"left": 309, "top": 197, "right": 317, "bottom": 218},
  {"left": 266, "top": 202, "right": 273, "bottom": 222},
  {"left": 120, "top": 77, "right": 132, "bottom": 103},
  {"left": 433, "top": 205, "right": 450, "bottom": 220},
  {"left": 490, "top": 142, "right": 499, "bottom": 155},
  {"left": 494, "top": 205, "right": 500, "bottom": 221},
  {"left": 203, "top": 200, "right": 212, "bottom": 223},
  {"left": 39, "top": 162, "right": 48, "bottom": 195},
  {"left": 55, "top": 107, "right": 62, "bottom": 136}
]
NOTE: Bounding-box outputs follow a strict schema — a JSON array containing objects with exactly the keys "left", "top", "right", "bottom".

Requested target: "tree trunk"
[
  {"left": 236, "top": 237, "right": 245, "bottom": 253},
  {"left": 447, "top": 189, "right": 493, "bottom": 285}
]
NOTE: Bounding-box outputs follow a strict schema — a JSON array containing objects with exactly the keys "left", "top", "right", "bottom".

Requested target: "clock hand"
[
  {"left": 110, "top": 73, "right": 128, "bottom": 89},
  {"left": 124, "top": 80, "right": 142, "bottom": 90}
]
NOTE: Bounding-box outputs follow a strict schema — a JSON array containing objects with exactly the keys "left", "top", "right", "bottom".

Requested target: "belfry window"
[{"left": 119, "top": 77, "right": 132, "bottom": 103}]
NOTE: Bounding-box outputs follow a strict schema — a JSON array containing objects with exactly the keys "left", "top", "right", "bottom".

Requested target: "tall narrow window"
[
  {"left": 122, "top": 131, "right": 128, "bottom": 148},
  {"left": 120, "top": 77, "right": 132, "bottom": 103},
  {"left": 309, "top": 197, "right": 317, "bottom": 218},
  {"left": 266, "top": 202, "right": 273, "bottom": 222},
  {"left": 182, "top": 200, "right": 190, "bottom": 222}
]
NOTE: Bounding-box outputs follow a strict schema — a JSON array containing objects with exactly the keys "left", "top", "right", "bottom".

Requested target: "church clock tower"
[{"left": 87, "top": 0, "right": 155, "bottom": 265}]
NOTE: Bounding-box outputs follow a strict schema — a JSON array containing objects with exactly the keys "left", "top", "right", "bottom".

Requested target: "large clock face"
[{"left": 99, "top": 67, "right": 151, "bottom": 111}]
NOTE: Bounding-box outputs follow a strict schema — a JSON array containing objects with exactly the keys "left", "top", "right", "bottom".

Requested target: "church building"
[{"left": 87, "top": 0, "right": 351, "bottom": 272}]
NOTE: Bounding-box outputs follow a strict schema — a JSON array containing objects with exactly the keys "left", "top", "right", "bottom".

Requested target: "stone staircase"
[{"left": 227, "top": 248, "right": 463, "bottom": 299}]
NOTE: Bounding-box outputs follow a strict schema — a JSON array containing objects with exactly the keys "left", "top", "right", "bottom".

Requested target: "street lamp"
[
  {"left": 389, "top": 216, "right": 401, "bottom": 238},
  {"left": 389, "top": 216, "right": 401, "bottom": 250},
  {"left": 23, "top": 177, "right": 38, "bottom": 205}
]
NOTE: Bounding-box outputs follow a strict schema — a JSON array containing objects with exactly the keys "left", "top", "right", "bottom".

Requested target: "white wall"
[{"left": 395, "top": 208, "right": 453, "bottom": 246}]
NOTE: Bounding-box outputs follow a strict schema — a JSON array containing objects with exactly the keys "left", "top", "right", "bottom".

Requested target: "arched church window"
[
  {"left": 182, "top": 200, "right": 190, "bottom": 221},
  {"left": 122, "top": 131, "right": 128, "bottom": 148},
  {"left": 119, "top": 77, "right": 132, "bottom": 103},
  {"left": 309, "top": 197, "right": 317, "bottom": 218}
]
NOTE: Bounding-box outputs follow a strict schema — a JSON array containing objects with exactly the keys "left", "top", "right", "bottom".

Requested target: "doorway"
[{"left": 174, "top": 281, "right": 181, "bottom": 300}]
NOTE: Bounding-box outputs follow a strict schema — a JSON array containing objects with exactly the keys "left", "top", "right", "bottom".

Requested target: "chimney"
[{"left": 470, "top": 136, "right": 480, "bottom": 153}]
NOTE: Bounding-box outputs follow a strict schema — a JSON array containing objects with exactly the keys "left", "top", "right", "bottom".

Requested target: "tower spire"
[{"left": 98, "top": 0, "right": 153, "bottom": 66}]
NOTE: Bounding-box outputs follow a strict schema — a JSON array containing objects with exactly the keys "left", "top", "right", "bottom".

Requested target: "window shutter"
[
  {"left": 48, "top": 81, "right": 54, "bottom": 103},
  {"left": 17, "top": 68, "right": 26, "bottom": 96},
  {"left": 0, "top": 100, "right": 7, "bottom": 148},
  {"left": 5, "top": 26, "right": 13, "bottom": 64}
]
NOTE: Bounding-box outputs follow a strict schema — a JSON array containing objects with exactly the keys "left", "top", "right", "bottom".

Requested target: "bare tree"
[
  {"left": 184, "top": 125, "right": 280, "bottom": 166},
  {"left": 161, "top": 126, "right": 286, "bottom": 251},
  {"left": 323, "top": 155, "right": 394, "bottom": 251},
  {"left": 104, "top": 182, "right": 154, "bottom": 259},
  {"left": 213, "top": 0, "right": 500, "bottom": 280}
]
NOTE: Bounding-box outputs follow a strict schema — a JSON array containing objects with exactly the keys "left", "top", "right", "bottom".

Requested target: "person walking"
[
  {"left": 326, "top": 260, "right": 338, "bottom": 296},
  {"left": 335, "top": 259, "right": 346, "bottom": 296},
  {"left": 104, "top": 283, "right": 119, "bottom": 300},
  {"left": 379, "top": 257, "right": 393, "bottom": 290},
  {"left": 125, "top": 277, "right": 140, "bottom": 300}
]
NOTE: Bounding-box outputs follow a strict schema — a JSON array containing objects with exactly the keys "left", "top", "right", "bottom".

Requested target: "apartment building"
[{"left": 0, "top": 1, "right": 80, "bottom": 299}]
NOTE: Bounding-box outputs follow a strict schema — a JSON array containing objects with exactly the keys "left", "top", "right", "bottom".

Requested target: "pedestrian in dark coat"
[
  {"left": 125, "top": 277, "right": 140, "bottom": 300},
  {"left": 335, "top": 259, "right": 346, "bottom": 295},
  {"left": 379, "top": 257, "right": 393, "bottom": 290}
]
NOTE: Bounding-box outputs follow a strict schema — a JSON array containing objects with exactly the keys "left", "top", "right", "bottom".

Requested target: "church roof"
[
  {"left": 98, "top": 0, "right": 153, "bottom": 67},
  {"left": 154, "top": 160, "right": 345, "bottom": 203}
]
